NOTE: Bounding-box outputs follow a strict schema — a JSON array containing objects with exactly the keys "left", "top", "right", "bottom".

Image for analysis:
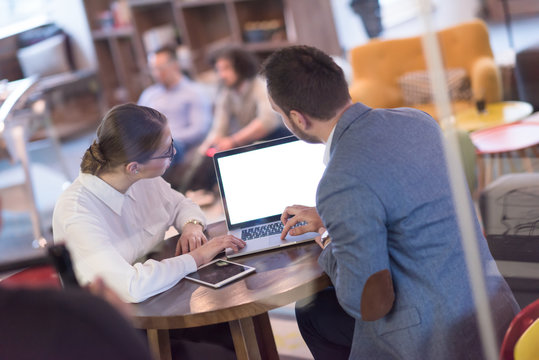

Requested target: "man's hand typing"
[{"left": 280, "top": 205, "right": 324, "bottom": 240}]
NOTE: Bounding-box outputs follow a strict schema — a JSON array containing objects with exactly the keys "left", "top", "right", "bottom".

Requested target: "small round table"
[
  {"left": 133, "top": 222, "right": 330, "bottom": 360},
  {"left": 470, "top": 122, "right": 539, "bottom": 191},
  {"left": 455, "top": 101, "right": 533, "bottom": 132}
]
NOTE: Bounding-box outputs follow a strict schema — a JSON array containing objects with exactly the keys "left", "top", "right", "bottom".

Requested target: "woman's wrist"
[{"left": 183, "top": 219, "right": 204, "bottom": 230}]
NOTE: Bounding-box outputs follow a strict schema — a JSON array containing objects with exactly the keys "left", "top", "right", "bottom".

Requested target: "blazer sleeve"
[{"left": 317, "top": 170, "right": 393, "bottom": 321}]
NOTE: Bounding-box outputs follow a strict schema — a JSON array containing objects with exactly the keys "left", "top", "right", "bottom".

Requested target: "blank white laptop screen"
[{"left": 214, "top": 136, "right": 326, "bottom": 229}]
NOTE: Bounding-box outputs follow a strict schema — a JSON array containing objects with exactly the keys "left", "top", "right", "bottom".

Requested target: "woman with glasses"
[{"left": 53, "top": 103, "right": 245, "bottom": 304}]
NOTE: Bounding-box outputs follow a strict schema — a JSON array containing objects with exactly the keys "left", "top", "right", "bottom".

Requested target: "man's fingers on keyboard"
[
  {"left": 290, "top": 224, "right": 309, "bottom": 236},
  {"left": 281, "top": 217, "right": 299, "bottom": 239}
]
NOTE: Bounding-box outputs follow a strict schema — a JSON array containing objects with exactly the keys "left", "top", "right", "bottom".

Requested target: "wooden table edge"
[{"left": 133, "top": 273, "right": 331, "bottom": 329}]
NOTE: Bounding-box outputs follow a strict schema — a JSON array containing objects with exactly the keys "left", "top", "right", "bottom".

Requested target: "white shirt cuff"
[{"left": 182, "top": 254, "right": 198, "bottom": 274}]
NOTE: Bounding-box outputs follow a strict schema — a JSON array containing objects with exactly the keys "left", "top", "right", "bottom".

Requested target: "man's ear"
[
  {"left": 125, "top": 162, "right": 140, "bottom": 176},
  {"left": 290, "top": 110, "right": 310, "bottom": 130}
]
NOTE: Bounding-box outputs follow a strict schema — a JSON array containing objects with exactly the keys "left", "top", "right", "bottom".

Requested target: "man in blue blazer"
[{"left": 261, "top": 46, "right": 519, "bottom": 359}]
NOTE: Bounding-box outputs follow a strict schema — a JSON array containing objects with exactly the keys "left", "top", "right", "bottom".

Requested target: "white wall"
[
  {"left": 330, "top": 0, "right": 370, "bottom": 52},
  {"left": 331, "top": 0, "right": 481, "bottom": 52},
  {"left": 48, "top": 0, "right": 96, "bottom": 70}
]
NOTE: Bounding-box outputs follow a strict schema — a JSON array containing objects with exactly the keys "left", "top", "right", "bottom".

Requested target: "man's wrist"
[
  {"left": 230, "top": 135, "right": 239, "bottom": 147},
  {"left": 321, "top": 230, "right": 332, "bottom": 248}
]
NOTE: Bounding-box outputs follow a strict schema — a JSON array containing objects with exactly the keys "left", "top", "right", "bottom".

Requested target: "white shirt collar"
[
  {"left": 323, "top": 126, "right": 337, "bottom": 166},
  {"left": 79, "top": 173, "right": 136, "bottom": 216}
]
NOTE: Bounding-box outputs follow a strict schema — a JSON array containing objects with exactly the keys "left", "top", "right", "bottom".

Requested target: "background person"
[
  {"left": 199, "top": 46, "right": 288, "bottom": 153},
  {"left": 138, "top": 46, "right": 212, "bottom": 188},
  {"left": 185, "top": 47, "right": 290, "bottom": 193},
  {"left": 262, "top": 45, "right": 519, "bottom": 360},
  {"left": 53, "top": 104, "right": 245, "bottom": 304}
]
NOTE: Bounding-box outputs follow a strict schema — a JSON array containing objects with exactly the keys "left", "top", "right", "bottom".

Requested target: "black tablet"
[{"left": 185, "top": 259, "right": 255, "bottom": 288}]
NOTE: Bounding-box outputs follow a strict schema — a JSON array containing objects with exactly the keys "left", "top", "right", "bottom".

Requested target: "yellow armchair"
[{"left": 348, "top": 19, "right": 502, "bottom": 119}]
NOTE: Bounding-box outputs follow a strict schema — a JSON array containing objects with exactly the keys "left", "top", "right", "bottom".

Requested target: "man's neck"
[
  {"left": 163, "top": 74, "right": 182, "bottom": 90},
  {"left": 230, "top": 78, "right": 250, "bottom": 93},
  {"left": 319, "top": 100, "right": 354, "bottom": 143}
]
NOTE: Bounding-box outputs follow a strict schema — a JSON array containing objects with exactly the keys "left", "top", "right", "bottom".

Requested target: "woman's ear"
[{"left": 125, "top": 162, "right": 140, "bottom": 175}]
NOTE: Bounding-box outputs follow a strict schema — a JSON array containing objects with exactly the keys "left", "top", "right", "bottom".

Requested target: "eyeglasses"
[{"left": 149, "top": 139, "right": 175, "bottom": 161}]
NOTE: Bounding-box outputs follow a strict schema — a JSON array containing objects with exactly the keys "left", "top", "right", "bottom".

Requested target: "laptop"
[{"left": 213, "top": 136, "right": 326, "bottom": 258}]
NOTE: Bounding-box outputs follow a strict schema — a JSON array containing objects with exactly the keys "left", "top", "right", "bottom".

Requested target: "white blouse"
[{"left": 53, "top": 173, "right": 206, "bottom": 303}]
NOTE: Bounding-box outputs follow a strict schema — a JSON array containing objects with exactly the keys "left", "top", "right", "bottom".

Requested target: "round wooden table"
[
  {"left": 455, "top": 101, "right": 533, "bottom": 132},
  {"left": 133, "top": 222, "right": 330, "bottom": 360}
]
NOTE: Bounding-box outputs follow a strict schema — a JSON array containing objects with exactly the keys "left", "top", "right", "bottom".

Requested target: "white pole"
[{"left": 415, "top": 1, "right": 499, "bottom": 359}]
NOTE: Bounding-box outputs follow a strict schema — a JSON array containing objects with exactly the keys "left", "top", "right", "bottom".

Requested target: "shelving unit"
[
  {"left": 83, "top": 0, "right": 150, "bottom": 107},
  {"left": 83, "top": 0, "right": 340, "bottom": 107}
]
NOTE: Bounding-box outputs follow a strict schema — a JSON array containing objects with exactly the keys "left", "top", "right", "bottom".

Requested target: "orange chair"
[
  {"left": 500, "top": 298, "right": 539, "bottom": 360},
  {"left": 348, "top": 19, "right": 502, "bottom": 119}
]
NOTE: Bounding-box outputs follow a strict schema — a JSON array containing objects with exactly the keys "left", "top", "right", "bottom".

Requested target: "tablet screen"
[{"left": 185, "top": 259, "right": 255, "bottom": 288}]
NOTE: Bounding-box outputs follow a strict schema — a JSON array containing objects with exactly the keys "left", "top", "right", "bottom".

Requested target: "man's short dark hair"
[
  {"left": 210, "top": 46, "right": 259, "bottom": 81},
  {"left": 153, "top": 45, "right": 178, "bottom": 61},
  {"left": 261, "top": 46, "right": 351, "bottom": 120}
]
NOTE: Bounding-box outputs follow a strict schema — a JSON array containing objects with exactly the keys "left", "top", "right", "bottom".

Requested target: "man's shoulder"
[{"left": 138, "top": 83, "right": 163, "bottom": 102}]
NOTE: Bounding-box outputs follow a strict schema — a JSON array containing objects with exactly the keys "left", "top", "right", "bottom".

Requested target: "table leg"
[
  {"left": 10, "top": 124, "right": 46, "bottom": 247},
  {"left": 518, "top": 149, "right": 534, "bottom": 173},
  {"left": 253, "top": 313, "right": 279, "bottom": 360},
  {"left": 496, "top": 153, "right": 505, "bottom": 177},
  {"left": 485, "top": 154, "right": 493, "bottom": 186},
  {"left": 507, "top": 152, "right": 517, "bottom": 173},
  {"left": 476, "top": 154, "right": 485, "bottom": 196},
  {"left": 229, "top": 317, "right": 262, "bottom": 360},
  {"left": 146, "top": 329, "right": 171, "bottom": 360}
]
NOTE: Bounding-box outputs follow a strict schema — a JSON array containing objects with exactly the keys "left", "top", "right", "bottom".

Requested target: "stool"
[{"left": 470, "top": 122, "right": 539, "bottom": 192}]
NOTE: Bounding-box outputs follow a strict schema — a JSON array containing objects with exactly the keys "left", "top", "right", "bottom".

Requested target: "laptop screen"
[{"left": 214, "top": 136, "right": 326, "bottom": 230}]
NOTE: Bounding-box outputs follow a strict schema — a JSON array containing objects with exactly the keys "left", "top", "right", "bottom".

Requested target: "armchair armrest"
[
  {"left": 349, "top": 79, "right": 402, "bottom": 108},
  {"left": 470, "top": 56, "right": 502, "bottom": 103}
]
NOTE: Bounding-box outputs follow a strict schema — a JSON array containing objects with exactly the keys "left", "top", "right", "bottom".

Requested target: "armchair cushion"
[{"left": 398, "top": 68, "right": 472, "bottom": 105}]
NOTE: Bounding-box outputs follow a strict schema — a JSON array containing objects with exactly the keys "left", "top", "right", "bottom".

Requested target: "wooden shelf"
[
  {"left": 179, "top": 0, "right": 233, "bottom": 8},
  {"left": 243, "top": 40, "right": 295, "bottom": 53},
  {"left": 91, "top": 26, "right": 135, "bottom": 40},
  {"left": 83, "top": 0, "right": 339, "bottom": 106},
  {"left": 128, "top": 0, "right": 172, "bottom": 7}
]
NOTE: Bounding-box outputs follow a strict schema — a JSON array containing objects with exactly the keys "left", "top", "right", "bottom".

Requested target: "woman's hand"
[
  {"left": 176, "top": 223, "right": 208, "bottom": 256},
  {"left": 188, "top": 235, "right": 246, "bottom": 266},
  {"left": 280, "top": 205, "right": 324, "bottom": 240}
]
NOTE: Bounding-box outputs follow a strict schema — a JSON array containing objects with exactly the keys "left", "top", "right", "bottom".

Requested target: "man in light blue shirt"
[{"left": 138, "top": 46, "right": 212, "bottom": 164}]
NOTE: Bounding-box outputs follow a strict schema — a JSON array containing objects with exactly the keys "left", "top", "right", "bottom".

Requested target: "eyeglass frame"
[{"left": 148, "top": 139, "right": 175, "bottom": 161}]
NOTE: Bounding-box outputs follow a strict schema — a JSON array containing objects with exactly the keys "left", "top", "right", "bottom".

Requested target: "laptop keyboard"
[{"left": 241, "top": 221, "right": 307, "bottom": 240}]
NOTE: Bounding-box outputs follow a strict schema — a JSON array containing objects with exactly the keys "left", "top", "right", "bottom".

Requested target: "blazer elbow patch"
[{"left": 360, "top": 269, "right": 395, "bottom": 321}]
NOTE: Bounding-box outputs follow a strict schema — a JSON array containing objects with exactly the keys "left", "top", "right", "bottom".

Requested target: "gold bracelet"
[{"left": 184, "top": 219, "right": 204, "bottom": 228}]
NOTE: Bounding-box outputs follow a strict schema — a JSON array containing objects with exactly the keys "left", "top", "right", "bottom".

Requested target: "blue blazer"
[{"left": 317, "top": 103, "right": 519, "bottom": 359}]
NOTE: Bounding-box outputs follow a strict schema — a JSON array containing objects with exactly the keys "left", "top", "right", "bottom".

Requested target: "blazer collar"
[{"left": 329, "top": 102, "right": 371, "bottom": 155}]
